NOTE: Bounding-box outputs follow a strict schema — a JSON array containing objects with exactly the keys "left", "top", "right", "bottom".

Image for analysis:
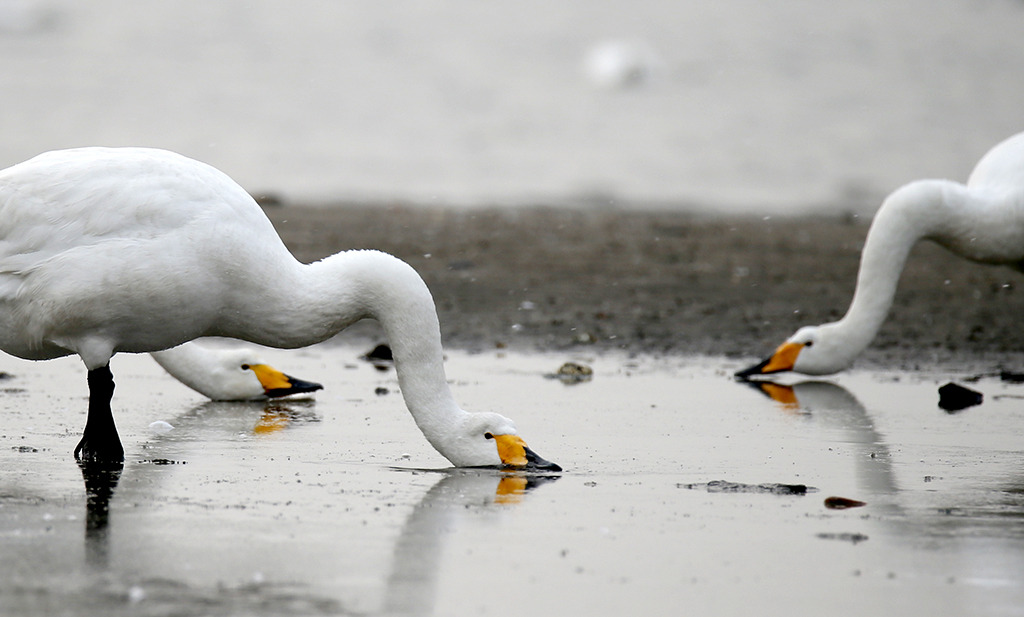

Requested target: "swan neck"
[
  {"left": 835, "top": 180, "right": 964, "bottom": 352},
  {"left": 315, "top": 252, "right": 464, "bottom": 447}
]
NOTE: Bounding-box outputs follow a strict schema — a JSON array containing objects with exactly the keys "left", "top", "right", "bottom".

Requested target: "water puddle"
[{"left": 0, "top": 343, "right": 1022, "bottom": 615}]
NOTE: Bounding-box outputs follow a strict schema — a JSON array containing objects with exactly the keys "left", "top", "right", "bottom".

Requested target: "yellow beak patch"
[
  {"left": 491, "top": 434, "right": 529, "bottom": 467},
  {"left": 246, "top": 363, "right": 294, "bottom": 392},
  {"left": 761, "top": 341, "right": 805, "bottom": 374}
]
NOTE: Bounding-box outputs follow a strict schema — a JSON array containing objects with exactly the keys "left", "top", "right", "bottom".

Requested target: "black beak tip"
[
  {"left": 534, "top": 460, "right": 563, "bottom": 472},
  {"left": 524, "top": 446, "right": 562, "bottom": 473},
  {"left": 734, "top": 359, "right": 769, "bottom": 380},
  {"left": 265, "top": 376, "right": 324, "bottom": 398}
]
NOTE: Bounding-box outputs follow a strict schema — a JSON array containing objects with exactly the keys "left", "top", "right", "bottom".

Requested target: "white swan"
[
  {"left": 150, "top": 341, "right": 322, "bottom": 401},
  {"left": 737, "top": 131, "right": 1024, "bottom": 377},
  {"left": 0, "top": 147, "right": 559, "bottom": 471}
]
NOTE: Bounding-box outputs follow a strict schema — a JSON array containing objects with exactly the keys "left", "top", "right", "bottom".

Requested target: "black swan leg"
[{"left": 74, "top": 365, "right": 124, "bottom": 462}]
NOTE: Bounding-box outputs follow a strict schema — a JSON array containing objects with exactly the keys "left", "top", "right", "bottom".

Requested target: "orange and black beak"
[
  {"left": 735, "top": 341, "right": 804, "bottom": 379},
  {"left": 245, "top": 363, "right": 324, "bottom": 398},
  {"left": 490, "top": 434, "right": 562, "bottom": 472}
]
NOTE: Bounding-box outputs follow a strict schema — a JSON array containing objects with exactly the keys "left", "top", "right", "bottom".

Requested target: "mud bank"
[{"left": 265, "top": 203, "right": 1024, "bottom": 369}]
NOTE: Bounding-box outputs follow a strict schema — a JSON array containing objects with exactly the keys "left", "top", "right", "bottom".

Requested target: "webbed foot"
[{"left": 74, "top": 433, "right": 125, "bottom": 462}]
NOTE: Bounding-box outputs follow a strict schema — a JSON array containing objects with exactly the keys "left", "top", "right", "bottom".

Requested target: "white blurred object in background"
[
  {"left": 0, "top": 0, "right": 54, "bottom": 34},
  {"left": 584, "top": 40, "right": 663, "bottom": 89}
]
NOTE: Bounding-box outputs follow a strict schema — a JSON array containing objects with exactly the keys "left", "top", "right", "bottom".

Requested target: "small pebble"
[
  {"left": 547, "top": 362, "right": 594, "bottom": 384},
  {"left": 824, "top": 496, "right": 867, "bottom": 509},
  {"left": 938, "top": 382, "right": 983, "bottom": 412}
]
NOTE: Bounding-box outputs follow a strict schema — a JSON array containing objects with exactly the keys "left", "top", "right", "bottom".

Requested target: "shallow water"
[{"left": 1, "top": 343, "right": 1023, "bottom": 616}]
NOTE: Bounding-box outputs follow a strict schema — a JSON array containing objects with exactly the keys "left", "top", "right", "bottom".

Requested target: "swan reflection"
[
  {"left": 73, "top": 398, "right": 556, "bottom": 615},
  {"left": 741, "top": 375, "right": 1024, "bottom": 542},
  {"left": 383, "top": 469, "right": 558, "bottom": 616},
  {"left": 743, "top": 378, "right": 898, "bottom": 496},
  {"left": 77, "top": 459, "right": 123, "bottom": 569},
  {"left": 78, "top": 398, "right": 319, "bottom": 571}
]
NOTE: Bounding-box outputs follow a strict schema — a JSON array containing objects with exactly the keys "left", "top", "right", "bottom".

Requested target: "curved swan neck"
[
  {"left": 833, "top": 180, "right": 968, "bottom": 353},
  {"left": 305, "top": 251, "right": 466, "bottom": 447}
]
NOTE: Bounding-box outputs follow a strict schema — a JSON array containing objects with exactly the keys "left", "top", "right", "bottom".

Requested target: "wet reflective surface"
[{"left": 1, "top": 344, "right": 1023, "bottom": 615}]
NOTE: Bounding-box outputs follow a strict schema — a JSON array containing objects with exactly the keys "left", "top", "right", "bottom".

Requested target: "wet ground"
[
  {"left": 265, "top": 204, "right": 1024, "bottom": 365},
  {"left": 2, "top": 342, "right": 1022, "bottom": 616}
]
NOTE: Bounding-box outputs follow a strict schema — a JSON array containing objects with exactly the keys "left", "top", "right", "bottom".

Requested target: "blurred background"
[{"left": 1, "top": 0, "right": 1023, "bottom": 214}]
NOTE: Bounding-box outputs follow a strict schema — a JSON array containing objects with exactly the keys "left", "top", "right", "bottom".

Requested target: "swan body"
[
  {"left": 0, "top": 147, "right": 558, "bottom": 470},
  {"left": 150, "top": 341, "right": 322, "bottom": 401},
  {"left": 738, "top": 131, "right": 1024, "bottom": 377}
]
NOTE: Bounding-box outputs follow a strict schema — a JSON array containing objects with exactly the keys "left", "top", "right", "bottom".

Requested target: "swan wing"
[
  {"left": 0, "top": 147, "right": 270, "bottom": 269},
  {"left": 0, "top": 147, "right": 289, "bottom": 363}
]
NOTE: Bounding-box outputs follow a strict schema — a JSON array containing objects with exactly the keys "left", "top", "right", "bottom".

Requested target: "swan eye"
[
  {"left": 240, "top": 364, "right": 251, "bottom": 370},
  {"left": 484, "top": 432, "right": 494, "bottom": 440},
  {"left": 804, "top": 342, "right": 814, "bottom": 348}
]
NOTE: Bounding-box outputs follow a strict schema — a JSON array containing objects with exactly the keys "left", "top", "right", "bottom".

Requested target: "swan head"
[
  {"left": 242, "top": 362, "right": 324, "bottom": 398},
  {"left": 151, "top": 345, "right": 324, "bottom": 401},
  {"left": 436, "top": 412, "right": 561, "bottom": 472},
  {"left": 735, "top": 324, "right": 854, "bottom": 378},
  {"left": 201, "top": 352, "right": 323, "bottom": 401}
]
